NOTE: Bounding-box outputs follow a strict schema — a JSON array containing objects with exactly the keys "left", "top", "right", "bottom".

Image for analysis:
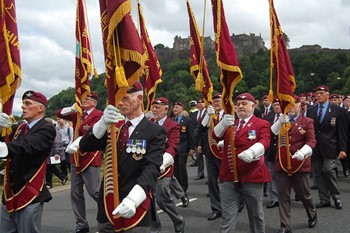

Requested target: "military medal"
[
  {"left": 141, "top": 140, "right": 147, "bottom": 154},
  {"left": 131, "top": 139, "right": 137, "bottom": 153},
  {"left": 136, "top": 140, "right": 142, "bottom": 154},
  {"left": 126, "top": 139, "right": 132, "bottom": 153}
]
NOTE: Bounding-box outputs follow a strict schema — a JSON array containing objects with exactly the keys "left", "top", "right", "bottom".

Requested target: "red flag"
[
  {"left": 187, "top": 0, "right": 213, "bottom": 106},
  {"left": 0, "top": 0, "right": 21, "bottom": 136},
  {"left": 211, "top": 0, "right": 242, "bottom": 115},
  {"left": 75, "top": 0, "right": 92, "bottom": 115},
  {"left": 269, "top": 0, "right": 296, "bottom": 114},
  {"left": 138, "top": 2, "right": 162, "bottom": 112},
  {"left": 99, "top": 0, "right": 144, "bottom": 106}
]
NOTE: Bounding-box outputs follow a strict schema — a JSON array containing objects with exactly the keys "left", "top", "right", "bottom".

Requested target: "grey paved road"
[{"left": 42, "top": 161, "right": 350, "bottom": 233}]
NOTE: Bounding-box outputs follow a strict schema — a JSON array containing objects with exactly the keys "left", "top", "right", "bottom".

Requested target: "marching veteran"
[
  {"left": 150, "top": 97, "right": 185, "bottom": 233},
  {"left": 271, "top": 96, "right": 317, "bottom": 233},
  {"left": 213, "top": 93, "right": 271, "bottom": 233},
  {"left": 69, "top": 82, "right": 166, "bottom": 232},
  {"left": 0, "top": 90, "right": 56, "bottom": 233},
  {"left": 56, "top": 92, "right": 103, "bottom": 233},
  {"left": 307, "top": 85, "right": 347, "bottom": 210}
]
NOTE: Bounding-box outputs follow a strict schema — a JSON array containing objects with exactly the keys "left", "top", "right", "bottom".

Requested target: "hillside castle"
[
  {"left": 171, "top": 33, "right": 349, "bottom": 57},
  {"left": 173, "top": 33, "right": 266, "bottom": 57}
]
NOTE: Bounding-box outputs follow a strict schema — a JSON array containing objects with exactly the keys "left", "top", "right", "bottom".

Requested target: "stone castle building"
[{"left": 173, "top": 33, "right": 267, "bottom": 57}]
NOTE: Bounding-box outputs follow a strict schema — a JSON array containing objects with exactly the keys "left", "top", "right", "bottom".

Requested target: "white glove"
[
  {"left": 292, "top": 144, "right": 313, "bottom": 161},
  {"left": 217, "top": 140, "right": 224, "bottom": 149},
  {"left": 201, "top": 106, "right": 215, "bottom": 127},
  {"left": 93, "top": 105, "right": 121, "bottom": 139},
  {"left": 292, "top": 151, "right": 304, "bottom": 161},
  {"left": 238, "top": 149, "right": 254, "bottom": 163},
  {"left": 279, "top": 114, "right": 289, "bottom": 124},
  {"left": 160, "top": 152, "right": 174, "bottom": 173},
  {"left": 213, "top": 114, "right": 235, "bottom": 137},
  {"left": 271, "top": 115, "right": 289, "bottom": 135},
  {"left": 0, "top": 113, "right": 12, "bottom": 128},
  {"left": 207, "top": 106, "right": 215, "bottom": 115},
  {"left": 238, "top": 142, "right": 265, "bottom": 163},
  {"left": 60, "top": 104, "right": 78, "bottom": 116},
  {"left": 112, "top": 184, "right": 146, "bottom": 218},
  {"left": 0, "top": 142, "right": 9, "bottom": 158},
  {"left": 66, "top": 136, "right": 82, "bottom": 154}
]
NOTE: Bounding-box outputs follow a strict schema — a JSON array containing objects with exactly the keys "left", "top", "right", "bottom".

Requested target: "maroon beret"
[
  {"left": 307, "top": 92, "right": 314, "bottom": 96},
  {"left": 329, "top": 94, "right": 339, "bottom": 100},
  {"left": 294, "top": 96, "right": 300, "bottom": 103},
  {"left": 173, "top": 101, "right": 185, "bottom": 108},
  {"left": 212, "top": 93, "right": 222, "bottom": 100},
  {"left": 87, "top": 92, "right": 98, "bottom": 101},
  {"left": 261, "top": 94, "right": 268, "bottom": 100},
  {"left": 127, "top": 82, "right": 143, "bottom": 93},
  {"left": 236, "top": 93, "right": 256, "bottom": 103},
  {"left": 273, "top": 96, "right": 280, "bottom": 103},
  {"left": 315, "top": 85, "right": 329, "bottom": 93},
  {"left": 197, "top": 99, "right": 204, "bottom": 104},
  {"left": 22, "top": 90, "right": 48, "bottom": 106},
  {"left": 343, "top": 94, "right": 350, "bottom": 100},
  {"left": 298, "top": 93, "right": 306, "bottom": 98},
  {"left": 152, "top": 97, "right": 169, "bottom": 105}
]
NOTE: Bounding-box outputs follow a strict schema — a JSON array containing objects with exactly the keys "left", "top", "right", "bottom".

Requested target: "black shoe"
[
  {"left": 334, "top": 198, "right": 343, "bottom": 209},
  {"left": 181, "top": 194, "right": 189, "bottom": 207},
  {"left": 310, "top": 185, "right": 318, "bottom": 190},
  {"left": 194, "top": 176, "right": 204, "bottom": 180},
  {"left": 175, "top": 218, "right": 185, "bottom": 233},
  {"left": 238, "top": 201, "right": 244, "bottom": 213},
  {"left": 263, "top": 188, "right": 269, "bottom": 197},
  {"left": 61, "top": 177, "right": 68, "bottom": 185},
  {"left": 315, "top": 202, "right": 331, "bottom": 208},
  {"left": 295, "top": 195, "right": 300, "bottom": 202},
  {"left": 207, "top": 212, "right": 222, "bottom": 221},
  {"left": 308, "top": 213, "right": 317, "bottom": 228},
  {"left": 277, "top": 228, "right": 292, "bottom": 233},
  {"left": 266, "top": 201, "right": 279, "bottom": 208},
  {"left": 75, "top": 228, "right": 89, "bottom": 233}
]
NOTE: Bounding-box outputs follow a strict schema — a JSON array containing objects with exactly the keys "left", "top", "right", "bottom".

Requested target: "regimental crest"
[
  {"left": 25, "top": 92, "right": 33, "bottom": 98},
  {"left": 298, "top": 125, "right": 306, "bottom": 135},
  {"left": 330, "top": 117, "right": 336, "bottom": 127},
  {"left": 247, "top": 130, "right": 256, "bottom": 140}
]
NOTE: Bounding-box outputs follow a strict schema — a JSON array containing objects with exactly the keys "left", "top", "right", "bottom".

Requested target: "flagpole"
[{"left": 199, "top": 0, "right": 207, "bottom": 79}]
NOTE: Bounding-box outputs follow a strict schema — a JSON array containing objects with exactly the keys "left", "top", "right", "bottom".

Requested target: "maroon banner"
[
  {"left": 0, "top": 0, "right": 21, "bottom": 126},
  {"left": 138, "top": 2, "right": 162, "bottom": 112},
  {"left": 99, "top": 0, "right": 144, "bottom": 106},
  {"left": 211, "top": 0, "right": 242, "bottom": 115},
  {"left": 269, "top": 0, "right": 296, "bottom": 114},
  {"left": 187, "top": 0, "right": 213, "bottom": 106},
  {"left": 74, "top": 0, "right": 92, "bottom": 114}
]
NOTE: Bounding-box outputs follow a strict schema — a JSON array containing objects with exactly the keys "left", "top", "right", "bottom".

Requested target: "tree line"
[{"left": 45, "top": 47, "right": 350, "bottom": 118}]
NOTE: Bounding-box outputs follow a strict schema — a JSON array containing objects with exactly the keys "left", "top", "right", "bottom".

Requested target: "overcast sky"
[{"left": 10, "top": 0, "right": 350, "bottom": 115}]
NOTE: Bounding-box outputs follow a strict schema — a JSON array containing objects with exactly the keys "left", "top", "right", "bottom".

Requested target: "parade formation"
[{"left": 0, "top": 0, "right": 350, "bottom": 233}]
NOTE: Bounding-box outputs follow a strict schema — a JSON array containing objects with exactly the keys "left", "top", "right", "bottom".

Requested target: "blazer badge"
[{"left": 247, "top": 130, "right": 256, "bottom": 140}]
